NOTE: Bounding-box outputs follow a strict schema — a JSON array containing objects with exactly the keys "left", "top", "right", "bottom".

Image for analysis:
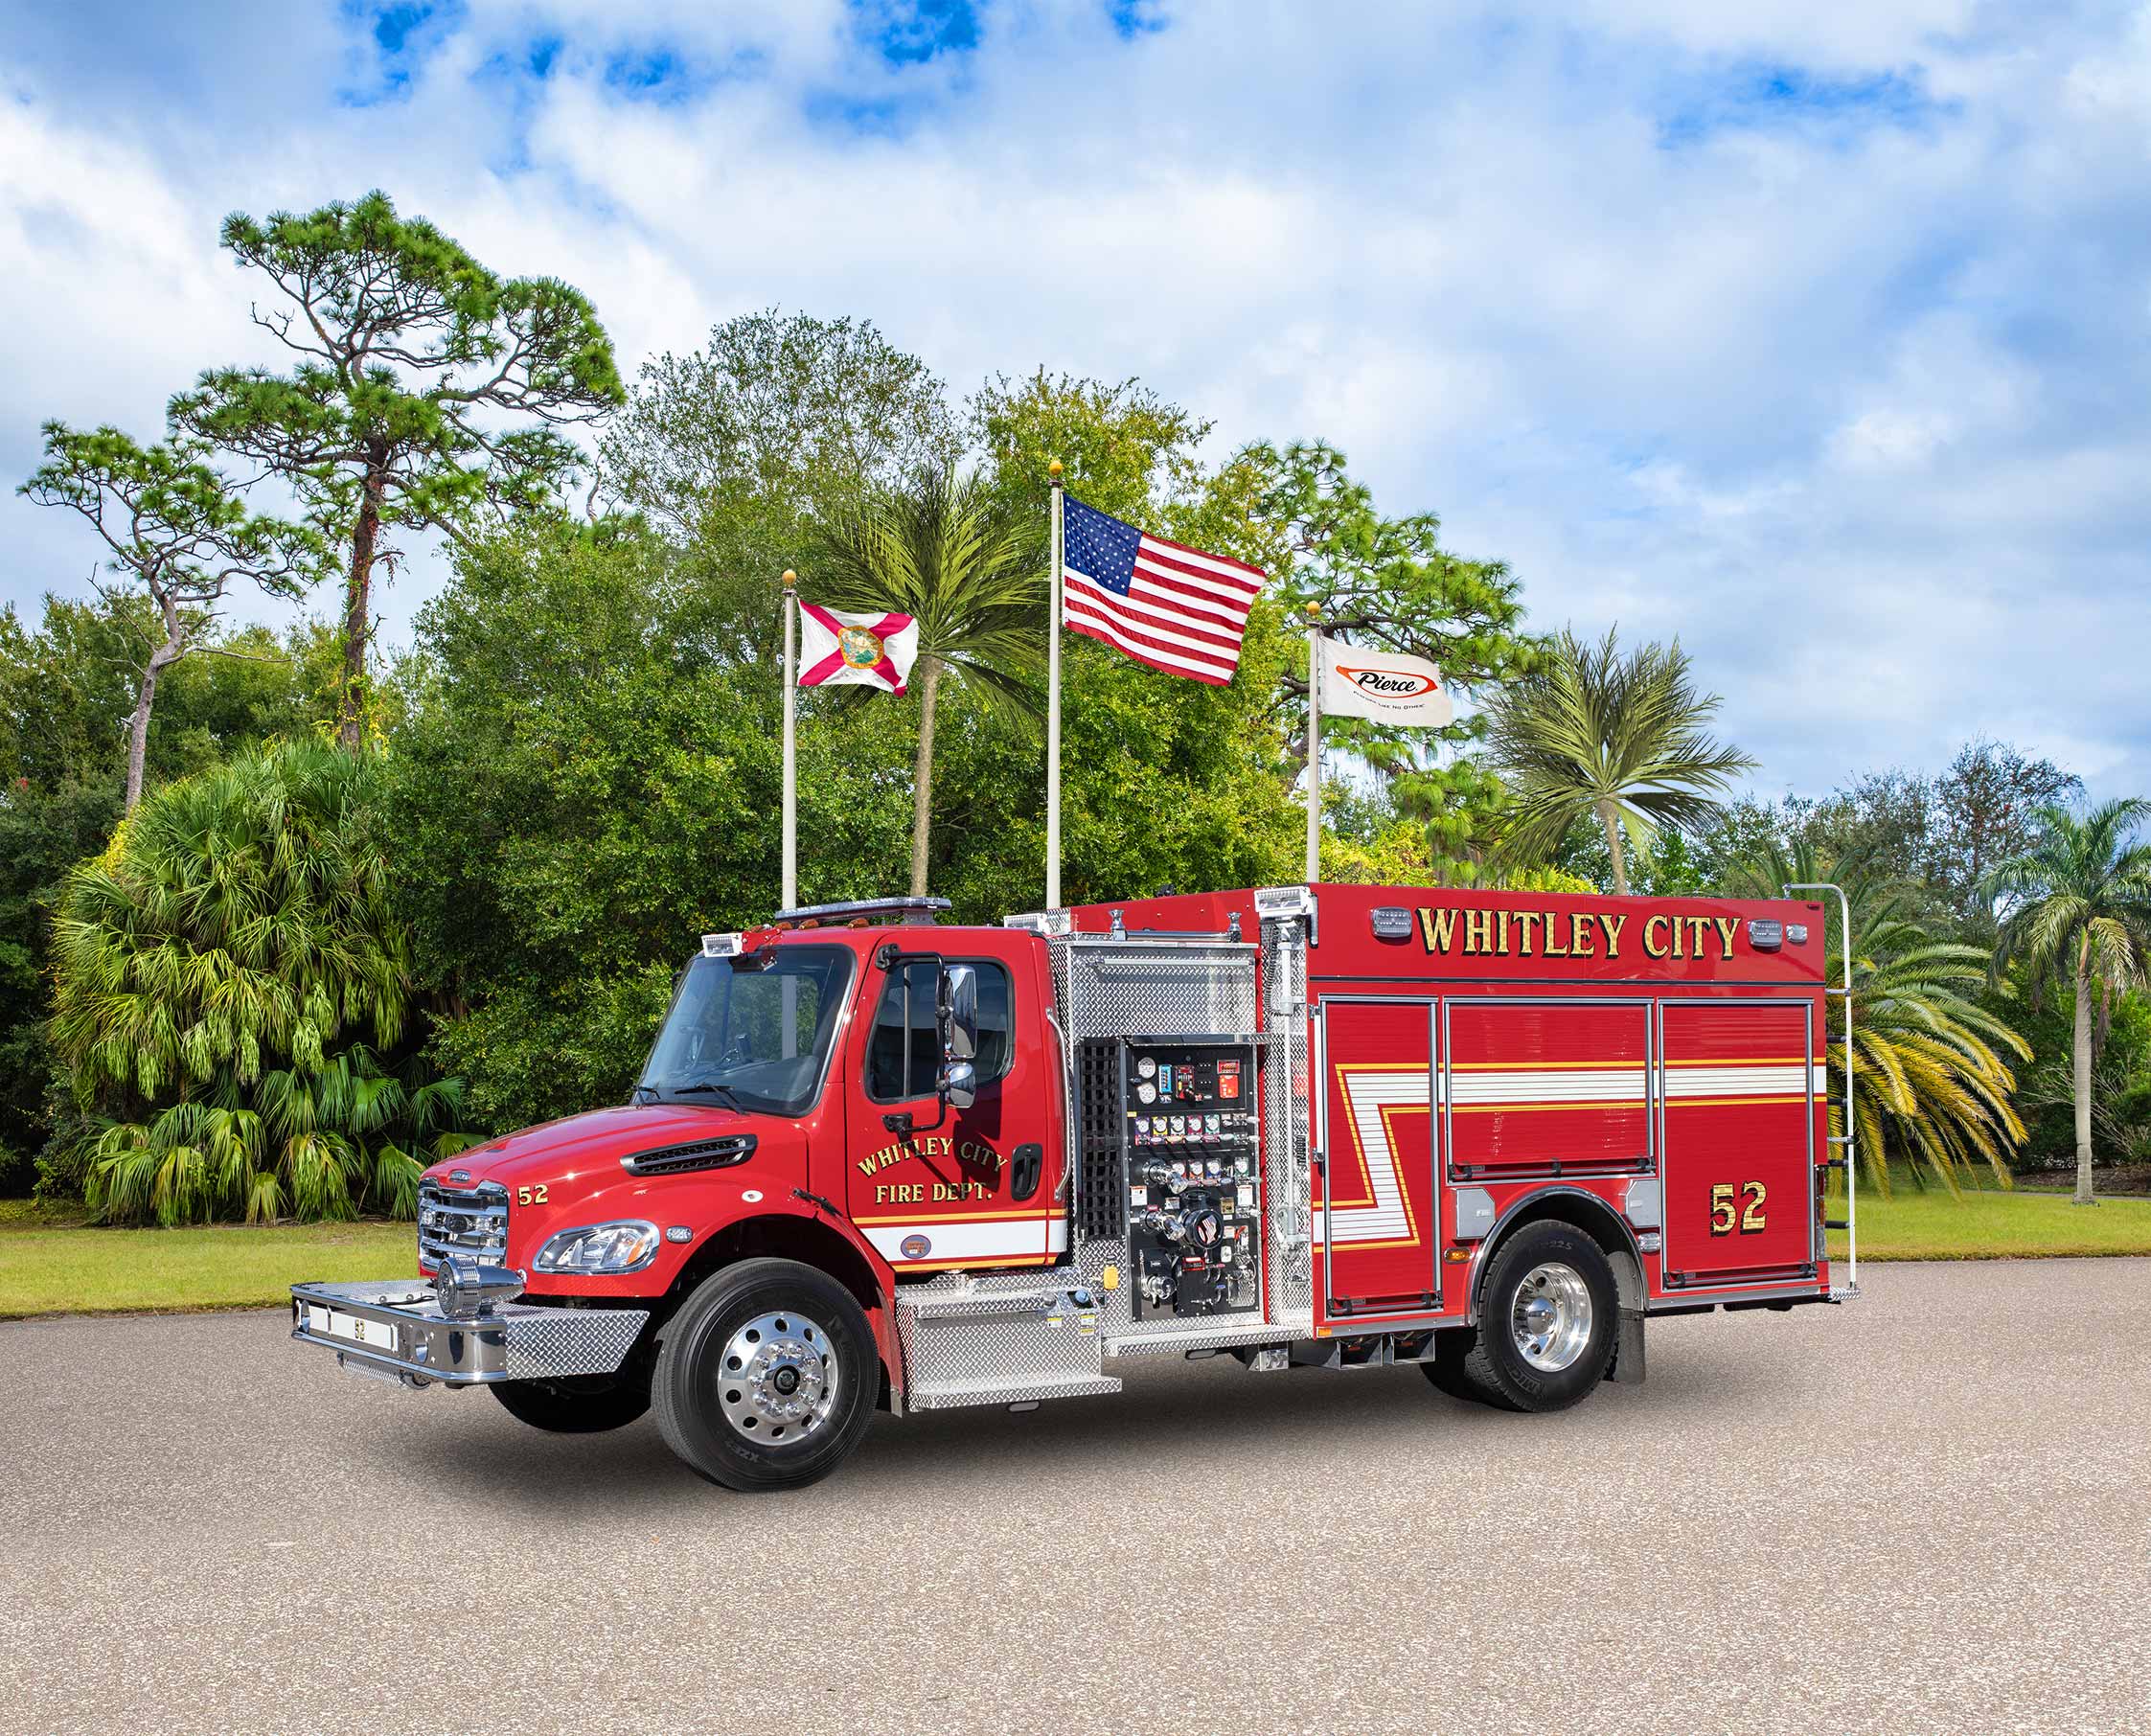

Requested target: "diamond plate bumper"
[{"left": 289, "top": 1278, "right": 650, "bottom": 1388}]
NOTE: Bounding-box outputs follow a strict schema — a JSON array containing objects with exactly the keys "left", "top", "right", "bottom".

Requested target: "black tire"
[
  {"left": 492, "top": 1373, "right": 651, "bottom": 1434},
  {"left": 652, "top": 1258, "right": 878, "bottom": 1493},
  {"left": 1420, "top": 1327, "right": 1497, "bottom": 1404},
  {"left": 1457, "top": 1221, "right": 1618, "bottom": 1413}
]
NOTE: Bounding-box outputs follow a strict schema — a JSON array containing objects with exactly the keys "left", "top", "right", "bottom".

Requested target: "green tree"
[
  {"left": 1485, "top": 626, "right": 1754, "bottom": 896},
  {"left": 0, "top": 781, "right": 119, "bottom": 1187},
  {"left": 171, "top": 190, "right": 624, "bottom": 748},
  {"left": 812, "top": 468, "right": 1044, "bottom": 896},
  {"left": 601, "top": 310, "right": 957, "bottom": 649},
  {"left": 1726, "top": 843, "right": 2028, "bottom": 1195},
  {"left": 47, "top": 741, "right": 468, "bottom": 1222},
  {"left": 2, "top": 597, "right": 346, "bottom": 1191},
  {"left": 387, "top": 520, "right": 917, "bottom": 1131},
  {"left": 1772, "top": 741, "right": 2080, "bottom": 935},
  {"left": 19, "top": 424, "right": 317, "bottom": 809},
  {"left": 1247, "top": 442, "right": 1538, "bottom": 882},
  {"left": 1986, "top": 800, "right": 2151, "bottom": 1204},
  {"left": 960, "top": 370, "right": 1302, "bottom": 910}
]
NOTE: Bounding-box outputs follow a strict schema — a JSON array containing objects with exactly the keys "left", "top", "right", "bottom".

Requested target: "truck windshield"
[{"left": 636, "top": 946, "right": 854, "bottom": 1117}]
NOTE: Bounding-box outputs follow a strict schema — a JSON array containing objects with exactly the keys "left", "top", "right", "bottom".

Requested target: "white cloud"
[{"left": 1, "top": 0, "right": 2147, "bottom": 806}]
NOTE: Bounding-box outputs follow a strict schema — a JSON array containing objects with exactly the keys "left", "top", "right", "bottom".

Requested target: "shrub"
[{"left": 48, "top": 741, "right": 469, "bottom": 1223}]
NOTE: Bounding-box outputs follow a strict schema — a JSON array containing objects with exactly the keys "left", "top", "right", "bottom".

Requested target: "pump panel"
[{"left": 1120, "top": 1039, "right": 1261, "bottom": 1320}]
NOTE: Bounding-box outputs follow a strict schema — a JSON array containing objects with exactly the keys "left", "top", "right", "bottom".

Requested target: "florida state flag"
[{"left": 797, "top": 605, "right": 920, "bottom": 695}]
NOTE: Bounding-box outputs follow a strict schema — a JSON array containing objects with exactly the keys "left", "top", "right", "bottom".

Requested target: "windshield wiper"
[{"left": 663, "top": 1082, "right": 747, "bottom": 1110}]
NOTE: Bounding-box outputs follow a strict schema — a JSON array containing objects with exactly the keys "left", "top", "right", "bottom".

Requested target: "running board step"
[{"left": 904, "top": 1372, "right": 1123, "bottom": 1411}]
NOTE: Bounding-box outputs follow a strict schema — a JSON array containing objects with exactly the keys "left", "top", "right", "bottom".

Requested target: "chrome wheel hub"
[
  {"left": 717, "top": 1310, "right": 838, "bottom": 1444},
  {"left": 1510, "top": 1262, "right": 1593, "bottom": 1373}
]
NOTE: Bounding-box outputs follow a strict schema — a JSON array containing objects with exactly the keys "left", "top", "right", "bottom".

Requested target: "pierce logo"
[
  {"left": 1338, "top": 666, "right": 1440, "bottom": 698},
  {"left": 900, "top": 1233, "right": 932, "bottom": 1260}
]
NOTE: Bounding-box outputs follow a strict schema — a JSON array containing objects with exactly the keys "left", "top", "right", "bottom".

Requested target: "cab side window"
[{"left": 864, "top": 959, "right": 1014, "bottom": 1102}]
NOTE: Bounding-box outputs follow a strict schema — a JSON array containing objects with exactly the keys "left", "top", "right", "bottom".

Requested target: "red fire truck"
[{"left": 290, "top": 881, "right": 1856, "bottom": 1492}]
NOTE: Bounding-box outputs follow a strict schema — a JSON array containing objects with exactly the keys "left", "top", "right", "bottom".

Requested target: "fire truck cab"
[{"left": 290, "top": 881, "right": 1854, "bottom": 1492}]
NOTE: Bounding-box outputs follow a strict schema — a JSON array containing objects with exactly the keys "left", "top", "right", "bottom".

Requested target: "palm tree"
[
  {"left": 49, "top": 740, "right": 472, "bottom": 1223},
  {"left": 1986, "top": 800, "right": 2151, "bottom": 1205},
  {"left": 1726, "top": 841, "right": 2028, "bottom": 1196},
  {"left": 812, "top": 468, "right": 1044, "bottom": 896},
  {"left": 1485, "top": 627, "right": 1754, "bottom": 895}
]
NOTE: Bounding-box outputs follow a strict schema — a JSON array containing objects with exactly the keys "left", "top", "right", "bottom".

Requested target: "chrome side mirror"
[
  {"left": 938, "top": 1058, "right": 977, "bottom": 1111},
  {"left": 938, "top": 963, "right": 979, "bottom": 1062}
]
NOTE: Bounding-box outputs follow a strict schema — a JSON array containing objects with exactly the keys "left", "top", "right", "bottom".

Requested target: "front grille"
[
  {"left": 620, "top": 1134, "right": 757, "bottom": 1177},
  {"left": 418, "top": 1178, "right": 509, "bottom": 1270}
]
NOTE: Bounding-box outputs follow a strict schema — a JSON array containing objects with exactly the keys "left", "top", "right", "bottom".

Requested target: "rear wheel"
[
  {"left": 652, "top": 1258, "right": 878, "bottom": 1492},
  {"left": 492, "top": 1373, "right": 651, "bottom": 1434},
  {"left": 1428, "top": 1221, "right": 1617, "bottom": 1413}
]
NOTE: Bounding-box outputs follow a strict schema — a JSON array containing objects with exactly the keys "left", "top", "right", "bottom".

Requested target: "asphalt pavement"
[{"left": 3, "top": 1259, "right": 2147, "bottom": 1736}]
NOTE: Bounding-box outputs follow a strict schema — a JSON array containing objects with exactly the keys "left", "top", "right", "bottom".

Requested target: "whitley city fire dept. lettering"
[
  {"left": 1416, "top": 906, "right": 1741, "bottom": 962},
  {"left": 858, "top": 1135, "right": 1006, "bottom": 1204}
]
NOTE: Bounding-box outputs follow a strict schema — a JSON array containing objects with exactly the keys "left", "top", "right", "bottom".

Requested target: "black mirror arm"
[{"left": 881, "top": 1096, "right": 951, "bottom": 1145}]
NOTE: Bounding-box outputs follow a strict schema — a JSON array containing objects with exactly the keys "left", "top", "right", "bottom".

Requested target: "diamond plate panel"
[
  {"left": 1062, "top": 940, "right": 1257, "bottom": 1040},
  {"left": 1264, "top": 918, "right": 1315, "bottom": 1331},
  {"left": 501, "top": 1308, "right": 649, "bottom": 1380},
  {"left": 894, "top": 1270, "right": 1116, "bottom": 1405}
]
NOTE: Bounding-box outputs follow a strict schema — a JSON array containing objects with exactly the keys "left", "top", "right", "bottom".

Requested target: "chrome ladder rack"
[{"left": 1785, "top": 881, "right": 1857, "bottom": 1299}]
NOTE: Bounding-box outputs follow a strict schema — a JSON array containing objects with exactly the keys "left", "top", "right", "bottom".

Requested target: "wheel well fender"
[
  {"left": 655, "top": 1211, "right": 904, "bottom": 1406},
  {"left": 1463, "top": 1185, "right": 1646, "bottom": 1327}
]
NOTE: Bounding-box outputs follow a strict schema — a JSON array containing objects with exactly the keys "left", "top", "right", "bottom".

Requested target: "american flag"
[{"left": 1061, "top": 493, "right": 1265, "bottom": 685}]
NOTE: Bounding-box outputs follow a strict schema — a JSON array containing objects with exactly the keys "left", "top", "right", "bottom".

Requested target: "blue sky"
[{"left": 3, "top": 0, "right": 2148, "bottom": 802}]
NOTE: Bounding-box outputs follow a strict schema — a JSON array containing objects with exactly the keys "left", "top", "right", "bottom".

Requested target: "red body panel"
[
  {"left": 1659, "top": 999, "right": 1819, "bottom": 1287},
  {"left": 1316, "top": 996, "right": 1442, "bottom": 1315}
]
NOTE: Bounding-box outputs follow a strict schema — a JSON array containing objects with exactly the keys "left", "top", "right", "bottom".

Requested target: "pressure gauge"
[{"left": 1137, "top": 1056, "right": 1156, "bottom": 1079}]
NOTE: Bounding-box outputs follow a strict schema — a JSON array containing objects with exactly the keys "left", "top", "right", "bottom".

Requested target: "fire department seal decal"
[
  {"left": 837, "top": 625, "right": 884, "bottom": 669},
  {"left": 900, "top": 1233, "right": 932, "bottom": 1260}
]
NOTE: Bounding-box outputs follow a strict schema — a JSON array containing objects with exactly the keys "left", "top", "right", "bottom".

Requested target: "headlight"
[{"left": 533, "top": 1221, "right": 662, "bottom": 1275}]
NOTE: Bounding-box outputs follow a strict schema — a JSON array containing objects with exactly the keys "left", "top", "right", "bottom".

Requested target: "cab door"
[{"left": 842, "top": 933, "right": 1062, "bottom": 1274}]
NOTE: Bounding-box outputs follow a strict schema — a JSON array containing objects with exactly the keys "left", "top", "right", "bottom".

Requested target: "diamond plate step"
[{"left": 905, "top": 1371, "right": 1124, "bottom": 1411}]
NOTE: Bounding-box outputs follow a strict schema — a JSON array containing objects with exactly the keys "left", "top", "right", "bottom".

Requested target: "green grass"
[
  {"left": 2, "top": 1170, "right": 2148, "bottom": 1318},
  {"left": 0, "top": 1206, "right": 412, "bottom": 1318},
  {"left": 1829, "top": 1177, "right": 2151, "bottom": 1262}
]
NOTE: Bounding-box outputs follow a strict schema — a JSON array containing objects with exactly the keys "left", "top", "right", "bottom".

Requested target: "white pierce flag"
[{"left": 1316, "top": 637, "right": 1454, "bottom": 727}]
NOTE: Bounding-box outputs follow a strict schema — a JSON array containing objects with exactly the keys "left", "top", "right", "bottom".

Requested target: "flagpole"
[
  {"left": 1045, "top": 458, "right": 1064, "bottom": 910},
  {"left": 781, "top": 569, "right": 798, "bottom": 912},
  {"left": 1304, "top": 601, "right": 1322, "bottom": 884}
]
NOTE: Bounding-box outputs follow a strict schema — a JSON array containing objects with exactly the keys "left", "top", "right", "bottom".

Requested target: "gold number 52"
[
  {"left": 515, "top": 1184, "right": 549, "bottom": 1206},
  {"left": 1709, "top": 1180, "right": 1767, "bottom": 1235}
]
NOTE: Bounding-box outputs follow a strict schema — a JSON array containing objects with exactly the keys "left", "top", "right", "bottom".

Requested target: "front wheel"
[
  {"left": 652, "top": 1258, "right": 878, "bottom": 1492},
  {"left": 1453, "top": 1222, "right": 1617, "bottom": 1412},
  {"left": 492, "top": 1373, "right": 651, "bottom": 1434}
]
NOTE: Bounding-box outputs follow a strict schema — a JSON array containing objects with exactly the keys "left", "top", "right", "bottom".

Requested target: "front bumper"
[{"left": 289, "top": 1279, "right": 651, "bottom": 1388}]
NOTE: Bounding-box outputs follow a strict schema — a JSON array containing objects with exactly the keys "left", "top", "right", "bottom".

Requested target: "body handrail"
[{"left": 1783, "top": 882, "right": 1856, "bottom": 1298}]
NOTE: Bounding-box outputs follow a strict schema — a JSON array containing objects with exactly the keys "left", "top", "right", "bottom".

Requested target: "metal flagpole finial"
[
  {"left": 1047, "top": 458, "right": 1063, "bottom": 481},
  {"left": 782, "top": 569, "right": 796, "bottom": 589}
]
